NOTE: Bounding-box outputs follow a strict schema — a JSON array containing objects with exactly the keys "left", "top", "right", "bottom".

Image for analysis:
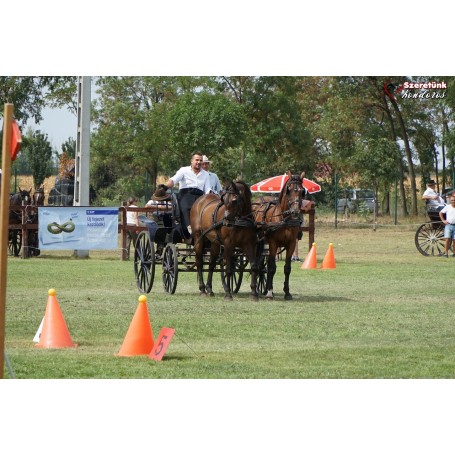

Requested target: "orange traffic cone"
[
  {"left": 117, "top": 295, "right": 154, "bottom": 356},
  {"left": 36, "top": 289, "right": 77, "bottom": 348},
  {"left": 301, "top": 242, "right": 317, "bottom": 269},
  {"left": 321, "top": 243, "right": 336, "bottom": 269}
]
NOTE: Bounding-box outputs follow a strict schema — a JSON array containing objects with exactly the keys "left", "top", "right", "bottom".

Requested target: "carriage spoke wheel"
[
  {"left": 8, "top": 230, "right": 22, "bottom": 257},
  {"left": 257, "top": 254, "right": 268, "bottom": 295},
  {"left": 220, "top": 254, "right": 244, "bottom": 294},
  {"left": 134, "top": 231, "right": 155, "bottom": 293},
  {"left": 415, "top": 221, "right": 446, "bottom": 256},
  {"left": 162, "top": 244, "right": 179, "bottom": 294}
]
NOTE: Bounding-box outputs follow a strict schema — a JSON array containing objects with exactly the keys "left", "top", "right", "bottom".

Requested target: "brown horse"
[
  {"left": 190, "top": 180, "right": 259, "bottom": 301},
  {"left": 253, "top": 171, "right": 310, "bottom": 300}
]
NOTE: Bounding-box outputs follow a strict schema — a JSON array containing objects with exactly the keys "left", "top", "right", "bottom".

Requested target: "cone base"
[{"left": 36, "top": 343, "right": 78, "bottom": 349}]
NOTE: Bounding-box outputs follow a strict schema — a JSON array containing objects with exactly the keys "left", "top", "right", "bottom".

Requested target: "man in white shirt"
[
  {"left": 201, "top": 155, "right": 222, "bottom": 195},
  {"left": 439, "top": 195, "right": 455, "bottom": 257},
  {"left": 162, "top": 152, "right": 211, "bottom": 238}
]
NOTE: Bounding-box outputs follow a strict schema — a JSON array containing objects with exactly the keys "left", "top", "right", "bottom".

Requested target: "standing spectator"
[
  {"left": 202, "top": 155, "right": 222, "bottom": 195},
  {"left": 126, "top": 196, "right": 140, "bottom": 227},
  {"left": 439, "top": 195, "right": 455, "bottom": 257},
  {"left": 126, "top": 196, "right": 140, "bottom": 258}
]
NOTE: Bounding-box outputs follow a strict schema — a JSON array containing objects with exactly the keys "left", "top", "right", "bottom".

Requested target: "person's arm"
[
  {"left": 203, "top": 172, "right": 211, "bottom": 194},
  {"left": 440, "top": 207, "right": 448, "bottom": 223},
  {"left": 422, "top": 190, "right": 438, "bottom": 201},
  {"left": 215, "top": 175, "right": 222, "bottom": 193}
]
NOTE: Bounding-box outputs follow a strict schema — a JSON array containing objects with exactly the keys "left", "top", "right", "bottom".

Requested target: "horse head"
[
  {"left": 222, "top": 180, "right": 252, "bottom": 219},
  {"left": 10, "top": 187, "right": 32, "bottom": 206},
  {"left": 18, "top": 187, "right": 32, "bottom": 205},
  {"left": 279, "top": 171, "right": 307, "bottom": 217},
  {"left": 33, "top": 187, "right": 45, "bottom": 206}
]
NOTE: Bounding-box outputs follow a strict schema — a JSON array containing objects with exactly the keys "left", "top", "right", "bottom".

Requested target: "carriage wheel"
[
  {"left": 134, "top": 231, "right": 155, "bottom": 293},
  {"left": 415, "top": 221, "right": 446, "bottom": 256},
  {"left": 220, "top": 254, "right": 244, "bottom": 294},
  {"left": 257, "top": 254, "right": 268, "bottom": 295},
  {"left": 8, "top": 230, "right": 22, "bottom": 257},
  {"left": 162, "top": 244, "right": 179, "bottom": 294}
]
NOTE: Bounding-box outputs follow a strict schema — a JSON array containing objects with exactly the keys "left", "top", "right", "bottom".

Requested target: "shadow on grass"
[{"left": 299, "top": 295, "right": 356, "bottom": 303}]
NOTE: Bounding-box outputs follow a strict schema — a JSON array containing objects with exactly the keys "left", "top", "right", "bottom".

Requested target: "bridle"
[{"left": 281, "top": 175, "right": 305, "bottom": 218}]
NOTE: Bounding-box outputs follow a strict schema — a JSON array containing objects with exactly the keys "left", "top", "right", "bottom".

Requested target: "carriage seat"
[{"left": 426, "top": 202, "right": 446, "bottom": 222}]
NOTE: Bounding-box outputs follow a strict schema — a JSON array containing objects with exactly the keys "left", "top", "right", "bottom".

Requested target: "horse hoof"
[
  {"left": 209, "top": 292, "right": 215, "bottom": 297},
  {"left": 224, "top": 295, "right": 233, "bottom": 301},
  {"left": 200, "top": 291, "right": 208, "bottom": 297},
  {"left": 250, "top": 295, "right": 259, "bottom": 302},
  {"left": 284, "top": 294, "right": 293, "bottom": 301}
]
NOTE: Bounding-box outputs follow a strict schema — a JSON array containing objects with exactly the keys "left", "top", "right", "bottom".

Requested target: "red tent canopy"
[{"left": 250, "top": 174, "right": 321, "bottom": 194}]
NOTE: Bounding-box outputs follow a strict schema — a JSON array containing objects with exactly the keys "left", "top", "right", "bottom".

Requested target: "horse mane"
[{"left": 233, "top": 180, "right": 253, "bottom": 215}]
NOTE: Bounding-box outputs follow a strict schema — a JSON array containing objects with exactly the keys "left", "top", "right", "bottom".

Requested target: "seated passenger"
[
  {"left": 422, "top": 179, "right": 445, "bottom": 214},
  {"left": 146, "top": 186, "right": 172, "bottom": 214}
]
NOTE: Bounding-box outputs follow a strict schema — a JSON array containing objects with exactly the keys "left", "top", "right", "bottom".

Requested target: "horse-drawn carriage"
[
  {"left": 415, "top": 205, "right": 447, "bottom": 256},
  {"left": 133, "top": 181, "right": 260, "bottom": 298},
  {"left": 133, "top": 173, "right": 314, "bottom": 300}
]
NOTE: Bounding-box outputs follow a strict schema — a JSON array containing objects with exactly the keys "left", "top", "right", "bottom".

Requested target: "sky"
[{"left": 27, "top": 106, "right": 77, "bottom": 151}]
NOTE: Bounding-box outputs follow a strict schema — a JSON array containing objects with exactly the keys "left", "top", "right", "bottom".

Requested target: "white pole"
[{"left": 74, "top": 76, "right": 91, "bottom": 258}]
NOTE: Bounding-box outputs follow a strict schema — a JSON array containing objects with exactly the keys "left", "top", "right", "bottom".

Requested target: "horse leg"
[
  {"left": 194, "top": 238, "right": 207, "bottom": 296},
  {"left": 205, "top": 243, "right": 219, "bottom": 297},
  {"left": 245, "top": 244, "right": 259, "bottom": 302},
  {"left": 222, "top": 248, "right": 233, "bottom": 301},
  {"left": 283, "top": 248, "right": 293, "bottom": 300},
  {"left": 265, "top": 244, "right": 277, "bottom": 299}
]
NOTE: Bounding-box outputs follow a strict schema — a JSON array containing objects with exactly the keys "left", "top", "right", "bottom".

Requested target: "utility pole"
[{"left": 74, "top": 76, "right": 91, "bottom": 258}]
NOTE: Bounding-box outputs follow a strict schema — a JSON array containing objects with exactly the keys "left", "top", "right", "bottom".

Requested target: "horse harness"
[
  {"left": 195, "top": 192, "right": 255, "bottom": 247},
  {"left": 254, "top": 188, "right": 302, "bottom": 239}
]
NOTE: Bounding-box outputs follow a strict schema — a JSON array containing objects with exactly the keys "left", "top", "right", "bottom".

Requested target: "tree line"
[{"left": 1, "top": 76, "right": 454, "bottom": 215}]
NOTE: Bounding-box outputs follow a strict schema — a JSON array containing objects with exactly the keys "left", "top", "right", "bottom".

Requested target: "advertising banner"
[{"left": 38, "top": 207, "right": 119, "bottom": 250}]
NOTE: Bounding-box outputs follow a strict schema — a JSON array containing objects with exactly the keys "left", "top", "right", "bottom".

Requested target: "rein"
[{"left": 194, "top": 182, "right": 256, "bottom": 247}]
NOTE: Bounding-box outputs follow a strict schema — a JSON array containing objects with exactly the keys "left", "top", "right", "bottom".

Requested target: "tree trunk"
[
  {"left": 388, "top": 96, "right": 418, "bottom": 215},
  {"left": 382, "top": 96, "right": 408, "bottom": 216}
]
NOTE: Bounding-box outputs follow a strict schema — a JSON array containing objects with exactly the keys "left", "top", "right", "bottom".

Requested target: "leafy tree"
[
  {"left": 167, "top": 90, "right": 247, "bottom": 181},
  {"left": 0, "top": 77, "right": 48, "bottom": 125},
  {"left": 0, "top": 76, "right": 76, "bottom": 125},
  {"left": 61, "top": 137, "right": 76, "bottom": 159},
  {"left": 90, "top": 76, "right": 181, "bottom": 199},
  {"left": 217, "top": 76, "right": 313, "bottom": 180},
  {"left": 22, "top": 130, "right": 55, "bottom": 188},
  {"left": 44, "top": 77, "right": 78, "bottom": 113}
]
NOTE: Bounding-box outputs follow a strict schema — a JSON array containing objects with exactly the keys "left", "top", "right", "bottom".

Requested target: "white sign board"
[{"left": 38, "top": 207, "right": 119, "bottom": 250}]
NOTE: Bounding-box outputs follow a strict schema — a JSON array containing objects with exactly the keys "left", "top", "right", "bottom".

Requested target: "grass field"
[
  {"left": 5, "top": 223, "right": 455, "bottom": 379},
  {"left": 4, "top": 223, "right": 455, "bottom": 379}
]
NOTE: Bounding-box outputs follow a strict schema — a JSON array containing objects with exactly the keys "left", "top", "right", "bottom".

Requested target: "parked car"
[{"left": 337, "top": 188, "right": 376, "bottom": 214}]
